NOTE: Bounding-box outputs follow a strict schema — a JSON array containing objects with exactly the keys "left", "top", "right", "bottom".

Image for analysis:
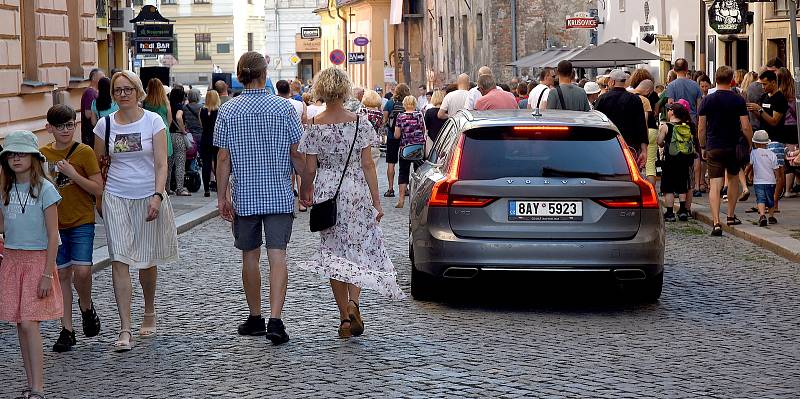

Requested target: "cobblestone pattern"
[{"left": 1, "top": 162, "right": 799, "bottom": 398}]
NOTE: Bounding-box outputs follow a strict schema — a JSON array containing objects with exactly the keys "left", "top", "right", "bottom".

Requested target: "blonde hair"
[
  {"left": 111, "top": 70, "right": 146, "bottom": 102},
  {"left": 403, "top": 95, "right": 417, "bottom": 110},
  {"left": 431, "top": 90, "right": 445, "bottom": 107},
  {"left": 204, "top": 90, "right": 221, "bottom": 111},
  {"left": 362, "top": 89, "right": 382, "bottom": 108},
  {"left": 312, "top": 67, "right": 352, "bottom": 104}
]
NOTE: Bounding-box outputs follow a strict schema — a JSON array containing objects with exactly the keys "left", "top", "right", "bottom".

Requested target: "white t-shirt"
[
  {"left": 287, "top": 98, "right": 305, "bottom": 123},
  {"left": 307, "top": 104, "right": 326, "bottom": 120},
  {"left": 750, "top": 147, "right": 779, "bottom": 185},
  {"left": 441, "top": 89, "right": 470, "bottom": 116},
  {"left": 94, "top": 110, "right": 166, "bottom": 199},
  {"left": 417, "top": 95, "right": 429, "bottom": 111},
  {"left": 528, "top": 84, "right": 550, "bottom": 109}
]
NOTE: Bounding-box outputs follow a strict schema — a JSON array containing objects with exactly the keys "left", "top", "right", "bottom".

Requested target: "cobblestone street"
[{"left": 1, "top": 163, "right": 799, "bottom": 398}]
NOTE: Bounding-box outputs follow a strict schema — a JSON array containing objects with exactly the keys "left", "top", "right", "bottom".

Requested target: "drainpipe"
[
  {"left": 338, "top": 6, "right": 348, "bottom": 70},
  {"left": 752, "top": 2, "right": 763, "bottom": 71},
  {"left": 511, "top": 0, "right": 518, "bottom": 77}
]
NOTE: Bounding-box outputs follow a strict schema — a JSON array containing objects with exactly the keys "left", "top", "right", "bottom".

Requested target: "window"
[
  {"left": 619, "top": 0, "right": 625, "bottom": 12},
  {"left": 462, "top": 15, "right": 470, "bottom": 73},
  {"left": 162, "top": 0, "right": 177, "bottom": 4},
  {"left": 96, "top": 0, "right": 108, "bottom": 18},
  {"left": 193, "top": 0, "right": 211, "bottom": 4},
  {"left": 217, "top": 43, "right": 230, "bottom": 53},
  {"left": 248, "top": 32, "right": 254, "bottom": 52},
  {"left": 20, "top": 0, "right": 35, "bottom": 80},
  {"left": 133, "top": 0, "right": 143, "bottom": 6},
  {"left": 476, "top": 13, "right": 483, "bottom": 41},
  {"left": 195, "top": 33, "right": 211, "bottom": 60},
  {"left": 449, "top": 17, "right": 455, "bottom": 71},
  {"left": 438, "top": 16, "right": 443, "bottom": 38},
  {"left": 773, "top": 0, "right": 799, "bottom": 17}
]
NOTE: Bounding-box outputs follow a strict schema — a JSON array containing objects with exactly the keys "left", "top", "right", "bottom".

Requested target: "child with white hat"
[{"left": 747, "top": 130, "right": 781, "bottom": 226}]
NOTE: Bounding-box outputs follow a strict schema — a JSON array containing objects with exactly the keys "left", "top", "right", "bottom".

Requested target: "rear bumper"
[{"left": 412, "top": 220, "right": 664, "bottom": 280}]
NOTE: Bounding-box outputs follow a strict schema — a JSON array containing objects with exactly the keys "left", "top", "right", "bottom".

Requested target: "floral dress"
[{"left": 297, "top": 117, "right": 406, "bottom": 299}]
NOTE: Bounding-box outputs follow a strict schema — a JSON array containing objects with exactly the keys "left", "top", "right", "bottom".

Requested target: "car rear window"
[{"left": 458, "top": 126, "right": 631, "bottom": 181}]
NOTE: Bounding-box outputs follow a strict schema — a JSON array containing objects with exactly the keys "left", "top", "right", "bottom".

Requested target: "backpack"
[
  {"left": 386, "top": 99, "right": 405, "bottom": 132},
  {"left": 668, "top": 122, "right": 695, "bottom": 157}
]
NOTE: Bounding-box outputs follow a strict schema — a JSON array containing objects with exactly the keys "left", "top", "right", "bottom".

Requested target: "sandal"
[
  {"left": 711, "top": 224, "right": 723, "bottom": 237},
  {"left": 383, "top": 189, "right": 395, "bottom": 198},
  {"left": 726, "top": 215, "right": 741, "bottom": 226},
  {"left": 113, "top": 330, "right": 134, "bottom": 352},
  {"left": 28, "top": 392, "right": 46, "bottom": 399},
  {"left": 347, "top": 300, "right": 364, "bottom": 337},
  {"left": 139, "top": 313, "right": 157, "bottom": 338},
  {"left": 338, "top": 320, "right": 352, "bottom": 339},
  {"left": 177, "top": 189, "right": 191, "bottom": 196},
  {"left": 15, "top": 388, "right": 30, "bottom": 399},
  {"left": 738, "top": 189, "right": 750, "bottom": 202}
]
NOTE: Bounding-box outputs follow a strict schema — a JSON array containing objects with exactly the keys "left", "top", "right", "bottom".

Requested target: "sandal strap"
[
  {"left": 340, "top": 319, "right": 350, "bottom": 326},
  {"left": 348, "top": 300, "right": 359, "bottom": 309}
]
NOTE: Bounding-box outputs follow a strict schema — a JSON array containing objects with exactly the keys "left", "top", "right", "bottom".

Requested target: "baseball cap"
[
  {"left": 752, "top": 130, "right": 770, "bottom": 144},
  {"left": 668, "top": 99, "right": 691, "bottom": 112},
  {"left": 609, "top": 69, "right": 630, "bottom": 81},
  {"left": 584, "top": 81, "right": 601, "bottom": 95}
]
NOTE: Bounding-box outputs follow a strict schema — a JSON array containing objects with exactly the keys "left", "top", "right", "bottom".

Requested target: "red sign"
[
  {"left": 566, "top": 17, "right": 598, "bottom": 29},
  {"left": 330, "top": 49, "right": 346, "bottom": 65}
]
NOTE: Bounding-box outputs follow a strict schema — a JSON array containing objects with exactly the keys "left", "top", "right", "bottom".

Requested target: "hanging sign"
[
  {"left": 708, "top": 0, "right": 747, "bottom": 35},
  {"left": 354, "top": 37, "right": 370, "bottom": 47},
  {"left": 348, "top": 52, "right": 366, "bottom": 64},
  {"left": 330, "top": 49, "right": 346, "bottom": 65},
  {"left": 640, "top": 24, "right": 656, "bottom": 33},
  {"left": 301, "top": 27, "right": 322, "bottom": 39},
  {"left": 566, "top": 13, "right": 598, "bottom": 29}
]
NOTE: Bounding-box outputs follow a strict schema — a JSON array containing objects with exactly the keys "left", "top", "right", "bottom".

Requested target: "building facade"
[
  {"left": 0, "top": 0, "right": 98, "bottom": 141},
  {"left": 264, "top": 0, "right": 324, "bottom": 83},
  {"left": 423, "top": 0, "right": 591, "bottom": 87},
  {"left": 145, "top": 0, "right": 266, "bottom": 86},
  {"left": 596, "top": 0, "right": 702, "bottom": 83}
]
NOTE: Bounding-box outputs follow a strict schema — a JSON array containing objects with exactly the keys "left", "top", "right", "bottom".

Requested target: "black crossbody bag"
[{"left": 309, "top": 116, "right": 360, "bottom": 232}]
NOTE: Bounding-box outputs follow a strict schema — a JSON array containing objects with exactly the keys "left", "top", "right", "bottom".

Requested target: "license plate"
[{"left": 508, "top": 200, "right": 583, "bottom": 221}]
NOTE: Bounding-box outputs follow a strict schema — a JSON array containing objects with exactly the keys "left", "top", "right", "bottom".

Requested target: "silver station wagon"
[{"left": 408, "top": 109, "right": 665, "bottom": 302}]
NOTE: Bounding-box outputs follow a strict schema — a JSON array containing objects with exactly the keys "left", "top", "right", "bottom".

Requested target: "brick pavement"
[{"left": 0, "top": 160, "right": 799, "bottom": 398}]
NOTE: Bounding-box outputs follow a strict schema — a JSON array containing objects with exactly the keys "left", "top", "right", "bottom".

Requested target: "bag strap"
[
  {"left": 104, "top": 115, "right": 111, "bottom": 156},
  {"left": 333, "top": 116, "right": 360, "bottom": 199},
  {"left": 536, "top": 87, "right": 547, "bottom": 109},
  {"left": 555, "top": 85, "right": 567, "bottom": 110},
  {"left": 64, "top": 142, "right": 80, "bottom": 160}
]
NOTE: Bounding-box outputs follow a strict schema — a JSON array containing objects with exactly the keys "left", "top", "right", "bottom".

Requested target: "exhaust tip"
[
  {"left": 443, "top": 267, "right": 479, "bottom": 279},
  {"left": 614, "top": 269, "right": 647, "bottom": 281}
]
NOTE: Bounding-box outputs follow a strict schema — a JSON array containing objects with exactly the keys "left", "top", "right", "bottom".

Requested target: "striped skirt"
[{"left": 103, "top": 192, "right": 179, "bottom": 269}]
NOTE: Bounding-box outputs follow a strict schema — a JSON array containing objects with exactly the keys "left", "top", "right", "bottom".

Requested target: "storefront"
[{"left": 295, "top": 34, "right": 322, "bottom": 82}]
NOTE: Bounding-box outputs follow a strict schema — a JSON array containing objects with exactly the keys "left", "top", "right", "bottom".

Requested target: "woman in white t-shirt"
[{"left": 93, "top": 70, "right": 178, "bottom": 353}]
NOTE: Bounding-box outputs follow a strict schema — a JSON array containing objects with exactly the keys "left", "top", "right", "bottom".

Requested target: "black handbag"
[
  {"left": 309, "top": 116, "right": 360, "bottom": 232},
  {"left": 736, "top": 134, "right": 751, "bottom": 166}
]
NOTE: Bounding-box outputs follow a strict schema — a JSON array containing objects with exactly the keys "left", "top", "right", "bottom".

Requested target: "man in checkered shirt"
[{"left": 215, "top": 52, "right": 306, "bottom": 345}]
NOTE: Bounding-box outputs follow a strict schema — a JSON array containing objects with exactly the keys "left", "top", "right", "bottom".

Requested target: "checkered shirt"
[{"left": 214, "top": 89, "right": 303, "bottom": 216}]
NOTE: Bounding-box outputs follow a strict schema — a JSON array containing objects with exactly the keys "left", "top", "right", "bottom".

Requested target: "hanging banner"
[{"left": 708, "top": 0, "right": 747, "bottom": 35}]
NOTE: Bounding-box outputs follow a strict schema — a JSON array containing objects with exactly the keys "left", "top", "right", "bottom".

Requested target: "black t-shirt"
[
  {"left": 759, "top": 91, "right": 788, "bottom": 142},
  {"left": 424, "top": 107, "right": 445, "bottom": 142},
  {"left": 698, "top": 89, "right": 748, "bottom": 150}
]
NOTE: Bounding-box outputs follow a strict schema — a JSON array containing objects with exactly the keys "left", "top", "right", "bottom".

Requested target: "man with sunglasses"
[
  {"left": 528, "top": 67, "right": 556, "bottom": 110},
  {"left": 40, "top": 104, "right": 104, "bottom": 352}
]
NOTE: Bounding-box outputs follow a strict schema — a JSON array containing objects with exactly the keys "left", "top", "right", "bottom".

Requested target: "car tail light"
[
  {"left": 449, "top": 195, "right": 496, "bottom": 207},
  {"left": 429, "top": 136, "right": 463, "bottom": 207},
  {"left": 511, "top": 126, "right": 571, "bottom": 139},
  {"left": 617, "top": 138, "right": 659, "bottom": 209},
  {"left": 596, "top": 197, "right": 642, "bottom": 208}
]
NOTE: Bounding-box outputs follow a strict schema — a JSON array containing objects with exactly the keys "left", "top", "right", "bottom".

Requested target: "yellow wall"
[{"left": 171, "top": 16, "right": 236, "bottom": 74}]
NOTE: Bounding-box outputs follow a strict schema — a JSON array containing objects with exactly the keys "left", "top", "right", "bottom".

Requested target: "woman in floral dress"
[{"left": 298, "top": 68, "right": 405, "bottom": 339}]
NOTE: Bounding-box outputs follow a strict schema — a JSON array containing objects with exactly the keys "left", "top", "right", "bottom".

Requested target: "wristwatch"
[{"left": 153, "top": 192, "right": 164, "bottom": 201}]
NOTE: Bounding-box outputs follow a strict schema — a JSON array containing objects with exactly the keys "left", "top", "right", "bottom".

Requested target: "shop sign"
[
  {"left": 301, "top": 27, "right": 322, "bottom": 39},
  {"left": 136, "top": 40, "right": 173, "bottom": 55},
  {"left": 330, "top": 49, "right": 346, "bottom": 65},
  {"left": 135, "top": 24, "right": 173, "bottom": 38},
  {"left": 566, "top": 13, "right": 598, "bottom": 29},
  {"left": 708, "top": 0, "right": 747, "bottom": 35},
  {"left": 383, "top": 67, "right": 396, "bottom": 83},
  {"left": 348, "top": 52, "right": 366, "bottom": 64},
  {"left": 354, "top": 37, "right": 369, "bottom": 47},
  {"left": 295, "top": 34, "right": 321, "bottom": 52},
  {"left": 639, "top": 24, "right": 655, "bottom": 33}
]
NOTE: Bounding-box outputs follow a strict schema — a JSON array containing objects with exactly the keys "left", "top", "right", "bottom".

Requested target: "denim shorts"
[
  {"left": 768, "top": 142, "right": 785, "bottom": 167},
  {"left": 57, "top": 223, "right": 96, "bottom": 269},
  {"left": 754, "top": 184, "right": 775, "bottom": 209}
]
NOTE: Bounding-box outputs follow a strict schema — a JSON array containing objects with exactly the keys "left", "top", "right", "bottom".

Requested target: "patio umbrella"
[{"left": 568, "top": 38, "right": 661, "bottom": 68}]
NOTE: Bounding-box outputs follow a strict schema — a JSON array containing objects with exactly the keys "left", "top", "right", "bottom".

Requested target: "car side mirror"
[{"left": 401, "top": 143, "right": 425, "bottom": 162}]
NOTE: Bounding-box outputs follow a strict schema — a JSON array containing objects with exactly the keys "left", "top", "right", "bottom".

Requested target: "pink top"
[{"left": 475, "top": 89, "right": 518, "bottom": 111}]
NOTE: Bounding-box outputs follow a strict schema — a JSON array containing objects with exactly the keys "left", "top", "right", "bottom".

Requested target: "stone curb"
[
  {"left": 691, "top": 203, "right": 800, "bottom": 263},
  {"left": 90, "top": 201, "right": 220, "bottom": 273}
]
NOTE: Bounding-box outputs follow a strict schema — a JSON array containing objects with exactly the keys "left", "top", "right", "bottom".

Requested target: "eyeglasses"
[
  {"left": 54, "top": 122, "right": 76, "bottom": 132},
  {"left": 113, "top": 87, "right": 136, "bottom": 97},
  {"left": 7, "top": 152, "right": 31, "bottom": 159}
]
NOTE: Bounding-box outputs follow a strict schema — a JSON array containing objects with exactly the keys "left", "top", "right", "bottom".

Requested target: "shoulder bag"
[
  {"left": 96, "top": 115, "right": 112, "bottom": 218},
  {"left": 309, "top": 116, "right": 360, "bottom": 232},
  {"left": 555, "top": 85, "right": 567, "bottom": 110}
]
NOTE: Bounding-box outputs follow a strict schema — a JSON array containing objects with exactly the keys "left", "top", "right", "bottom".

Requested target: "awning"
[
  {"left": 508, "top": 47, "right": 587, "bottom": 69},
  {"left": 569, "top": 38, "right": 661, "bottom": 68}
]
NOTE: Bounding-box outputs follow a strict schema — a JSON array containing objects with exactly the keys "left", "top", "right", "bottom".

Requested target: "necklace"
[{"left": 14, "top": 184, "right": 30, "bottom": 214}]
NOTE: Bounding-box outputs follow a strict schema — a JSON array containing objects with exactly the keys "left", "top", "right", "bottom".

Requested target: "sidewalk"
[
  {"left": 689, "top": 189, "right": 800, "bottom": 262},
  {"left": 91, "top": 193, "right": 220, "bottom": 271}
]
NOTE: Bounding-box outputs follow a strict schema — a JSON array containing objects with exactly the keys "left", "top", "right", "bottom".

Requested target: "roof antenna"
[{"left": 531, "top": 106, "right": 542, "bottom": 118}]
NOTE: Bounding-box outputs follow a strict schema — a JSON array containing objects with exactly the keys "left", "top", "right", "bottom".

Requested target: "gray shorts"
[{"left": 233, "top": 213, "right": 294, "bottom": 251}]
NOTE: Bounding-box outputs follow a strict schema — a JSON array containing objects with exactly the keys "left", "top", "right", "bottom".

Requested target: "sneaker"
[
  {"left": 693, "top": 190, "right": 702, "bottom": 198},
  {"left": 52, "top": 328, "right": 76, "bottom": 353},
  {"left": 663, "top": 211, "right": 676, "bottom": 222},
  {"left": 80, "top": 301, "right": 101, "bottom": 338},
  {"left": 768, "top": 216, "right": 778, "bottom": 225},
  {"left": 759, "top": 215, "right": 768, "bottom": 227},
  {"left": 237, "top": 315, "right": 266, "bottom": 336},
  {"left": 677, "top": 210, "right": 689, "bottom": 222},
  {"left": 265, "top": 318, "right": 290, "bottom": 345}
]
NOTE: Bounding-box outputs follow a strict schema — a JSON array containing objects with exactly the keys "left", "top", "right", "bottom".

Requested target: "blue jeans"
[
  {"left": 56, "top": 223, "right": 95, "bottom": 269},
  {"left": 753, "top": 184, "right": 775, "bottom": 209}
]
